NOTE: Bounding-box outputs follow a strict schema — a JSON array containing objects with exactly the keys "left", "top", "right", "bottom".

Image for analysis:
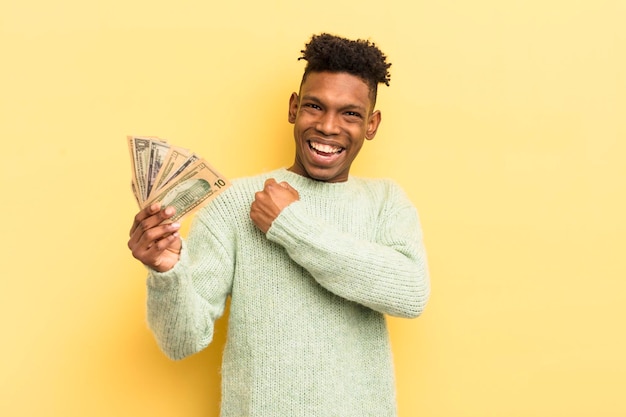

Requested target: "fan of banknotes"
[{"left": 128, "top": 135, "right": 231, "bottom": 222}]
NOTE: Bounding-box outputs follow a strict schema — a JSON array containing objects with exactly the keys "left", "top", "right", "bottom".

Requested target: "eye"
[
  {"left": 344, "top": 111, "right": 362, "bottom": 119},
  {"left": 304, "top": 103, "right": 322, "bottom": 110}
]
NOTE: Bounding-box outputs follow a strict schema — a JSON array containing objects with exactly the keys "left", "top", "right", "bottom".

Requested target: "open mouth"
[{"left": 308, "top": 141, "right": 344, "bottom": 156}]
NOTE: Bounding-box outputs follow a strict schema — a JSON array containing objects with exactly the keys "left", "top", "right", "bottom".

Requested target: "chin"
[{"left": 305, "top": 167, "right": 346, "bottom": 183}]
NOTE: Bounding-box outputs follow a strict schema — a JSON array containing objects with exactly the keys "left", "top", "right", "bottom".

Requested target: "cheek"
[
  {"left": 293, "top": 116, "right": 310, "bottom": 133},
  {"left": 351, "top": 141, "right": 365, "bottom": 155},
  {"left": 348, "top": 125, "right": 368, "bottom": 141}
]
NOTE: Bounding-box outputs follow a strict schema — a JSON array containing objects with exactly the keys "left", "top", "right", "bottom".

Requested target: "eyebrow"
[{"left": 301, "top": 94, "right": 368, "bottom": 113}]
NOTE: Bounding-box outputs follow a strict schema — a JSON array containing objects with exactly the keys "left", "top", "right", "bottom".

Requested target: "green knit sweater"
[{"left": 147, "top": 168, "right": 430, "bottom": 417}]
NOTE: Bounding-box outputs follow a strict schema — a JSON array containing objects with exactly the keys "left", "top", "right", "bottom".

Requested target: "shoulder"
[
  {"left": 350, "top": 177, "right": 419, "bottom": 220},
  {"left": 351, "top": 176, "right": 408, "bottom": 199}
]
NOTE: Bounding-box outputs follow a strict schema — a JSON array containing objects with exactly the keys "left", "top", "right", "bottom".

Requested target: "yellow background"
[{"left": 1, "top": 0, "right": 624, "bottom": 416}]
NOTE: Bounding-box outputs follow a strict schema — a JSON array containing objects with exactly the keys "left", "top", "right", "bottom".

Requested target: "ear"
[
  {"left": 365, "top": 110, "right": 382, "bottom": 140},
  {"left": 288, "top": 92, "right": 299, "bottom": 124}
]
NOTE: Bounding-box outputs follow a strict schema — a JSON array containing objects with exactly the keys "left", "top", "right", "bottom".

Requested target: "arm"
[
  {"left": 266, "top": 184, "right": 430, "bottom": 318},
  {"left": 146, "top": 222, "right": 233, "bottom": 359},
  {"left": 130, "top": 207, "right": 233, "bottom": 360}
]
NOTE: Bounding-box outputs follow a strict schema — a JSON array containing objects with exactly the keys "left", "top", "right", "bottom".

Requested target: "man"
[{"left": 128, "top": 33, "right": 430, "bottom": 417}]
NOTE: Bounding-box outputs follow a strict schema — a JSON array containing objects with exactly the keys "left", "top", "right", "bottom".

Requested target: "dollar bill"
[
  {"left": 128, "top": 136, "right": 152, "bottom": 202},
  {"left": 158, "top": 154, "right": 199, "bottom": 189},
  {"left": 146, "top": 140, "right": 171, "bottom": 198},
  {"left": 141, "top": 159, "right": 231, "bottom": 222},
  {"left": 128, "top": 135, "right": 231, "bottom": 221},
  {"left": 148, "top": 146, "right": 192, "bottom": 199}
]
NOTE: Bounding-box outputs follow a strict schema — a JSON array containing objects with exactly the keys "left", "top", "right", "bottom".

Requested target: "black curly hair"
[{"left": 298, "top": 33, "right": 391, "bottom": 105}]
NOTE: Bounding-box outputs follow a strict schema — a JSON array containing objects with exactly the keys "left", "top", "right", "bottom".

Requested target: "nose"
[{"left": 315, "top": 112, "right": 341, "bottom": 136}]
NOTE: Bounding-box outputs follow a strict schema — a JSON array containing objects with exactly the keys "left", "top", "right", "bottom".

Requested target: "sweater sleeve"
[
  {"left": 146, "top": 213, "right": 234, "bottom": 360},
  {"left": 266, "top": 182, "right": 430, "bottom": 318}
]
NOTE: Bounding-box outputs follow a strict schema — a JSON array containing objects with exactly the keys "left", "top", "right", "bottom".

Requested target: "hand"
[
  {"left": 128, "top": 203, "right": 182, "bottom": 272},
  {"left": 250, "top": 178, "right": 300, "bottom": 233}
]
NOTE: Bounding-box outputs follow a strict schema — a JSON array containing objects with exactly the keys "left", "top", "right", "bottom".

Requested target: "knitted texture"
[{"left": 146, "top": 168, "right": 430, "bottom": 417}]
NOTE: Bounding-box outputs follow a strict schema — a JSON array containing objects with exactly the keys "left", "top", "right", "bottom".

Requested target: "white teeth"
[{"left": 310, "top": 141, "right": 342, "bottom": 154}]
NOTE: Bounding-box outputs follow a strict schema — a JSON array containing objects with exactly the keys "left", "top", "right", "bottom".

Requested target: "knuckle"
[
  {"left": 138, "top": 218, "right": 151, "bottom": 232},
  {"left": 159, "top": 207, "right": 172, "bottom": 219},
  {"left": 133, "top": 210, "right": 145, "bottom": 224},
  {"left": 143, "top": 228, "right": 160, "bottom": 243}
]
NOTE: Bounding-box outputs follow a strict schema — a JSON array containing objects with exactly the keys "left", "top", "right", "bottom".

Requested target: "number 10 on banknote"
[{"left": 128, "top": 135, "right": 231, "bottom": 222}]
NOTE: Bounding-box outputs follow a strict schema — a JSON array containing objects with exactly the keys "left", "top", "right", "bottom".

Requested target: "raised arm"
[
  {"left": 131, "top": 208, "right": 234, "bottom": 360},
  {"left": 265, "top": 182, "right": 430, "bottom": 318}
]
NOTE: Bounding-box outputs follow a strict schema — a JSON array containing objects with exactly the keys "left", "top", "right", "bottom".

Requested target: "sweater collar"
[{"left": 272, "top": 168, "right": 356, "bottom": 198}]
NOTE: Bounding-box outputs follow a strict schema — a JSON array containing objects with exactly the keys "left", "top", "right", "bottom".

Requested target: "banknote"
[
  {"left": 150, "top": 152, "right": 198, "bottom": 199},
  {"left": 148, "top": 146, "right": 191, "bottom": 199},
  {"left": 146, "top": 140, "right": 171, "bottom": 199},
  {"left": 128, "top": 136, "right": 152, "bottom": 201},
  {"left": 142, "top": 159, "right": 231, "bottom": 221},
  {"left": 128, "top": 135, "right": 231, "bottom": 220}
]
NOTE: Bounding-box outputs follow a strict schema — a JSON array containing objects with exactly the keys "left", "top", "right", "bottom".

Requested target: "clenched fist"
[{"left": 250, "top": 178, "right": 300, "bottom": 233}]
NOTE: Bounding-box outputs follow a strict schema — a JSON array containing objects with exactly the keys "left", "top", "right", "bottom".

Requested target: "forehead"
[{"left": 300, "top": 71, "right": 372, "bottom": 109}]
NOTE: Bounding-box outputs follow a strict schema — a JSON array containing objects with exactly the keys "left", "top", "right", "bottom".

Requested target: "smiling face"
[{"left": 288, "top": 71, "right": 381, "bottom": 183}]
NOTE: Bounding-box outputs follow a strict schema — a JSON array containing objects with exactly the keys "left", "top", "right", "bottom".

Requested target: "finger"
[
  {"left": 150, "top": 237, "right": 182, "bottom": 271},
  {"left": 130, "top": 204, "right": 177, "bottom": 238},
  {"left": 264, "top": 178, "right": 277, "bottom": 188},
  {"left": 128, "top": 209, "right": 179, "bottom": 256},
  {"left": 144, "top": 232, "right": 181, "bottom": 259},
  {"left": 129, "top": 223, "right": 181, "bottom": 261},
  {"left": 153, "top": 232, "right": 182, "bottom": 253},
  {"left": 277, "top": 181, "right": 299, "bottom": 199},
  {"left": 133, "top": 220, "right": 180, "bottom": 251},
  {"left": 129, "top": 202, "right": 161, "bottom": 236}
]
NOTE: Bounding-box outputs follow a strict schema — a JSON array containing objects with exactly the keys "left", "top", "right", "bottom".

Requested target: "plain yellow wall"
[{"left": 1, "top": 1, "right": 624, "bottom": 416}]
